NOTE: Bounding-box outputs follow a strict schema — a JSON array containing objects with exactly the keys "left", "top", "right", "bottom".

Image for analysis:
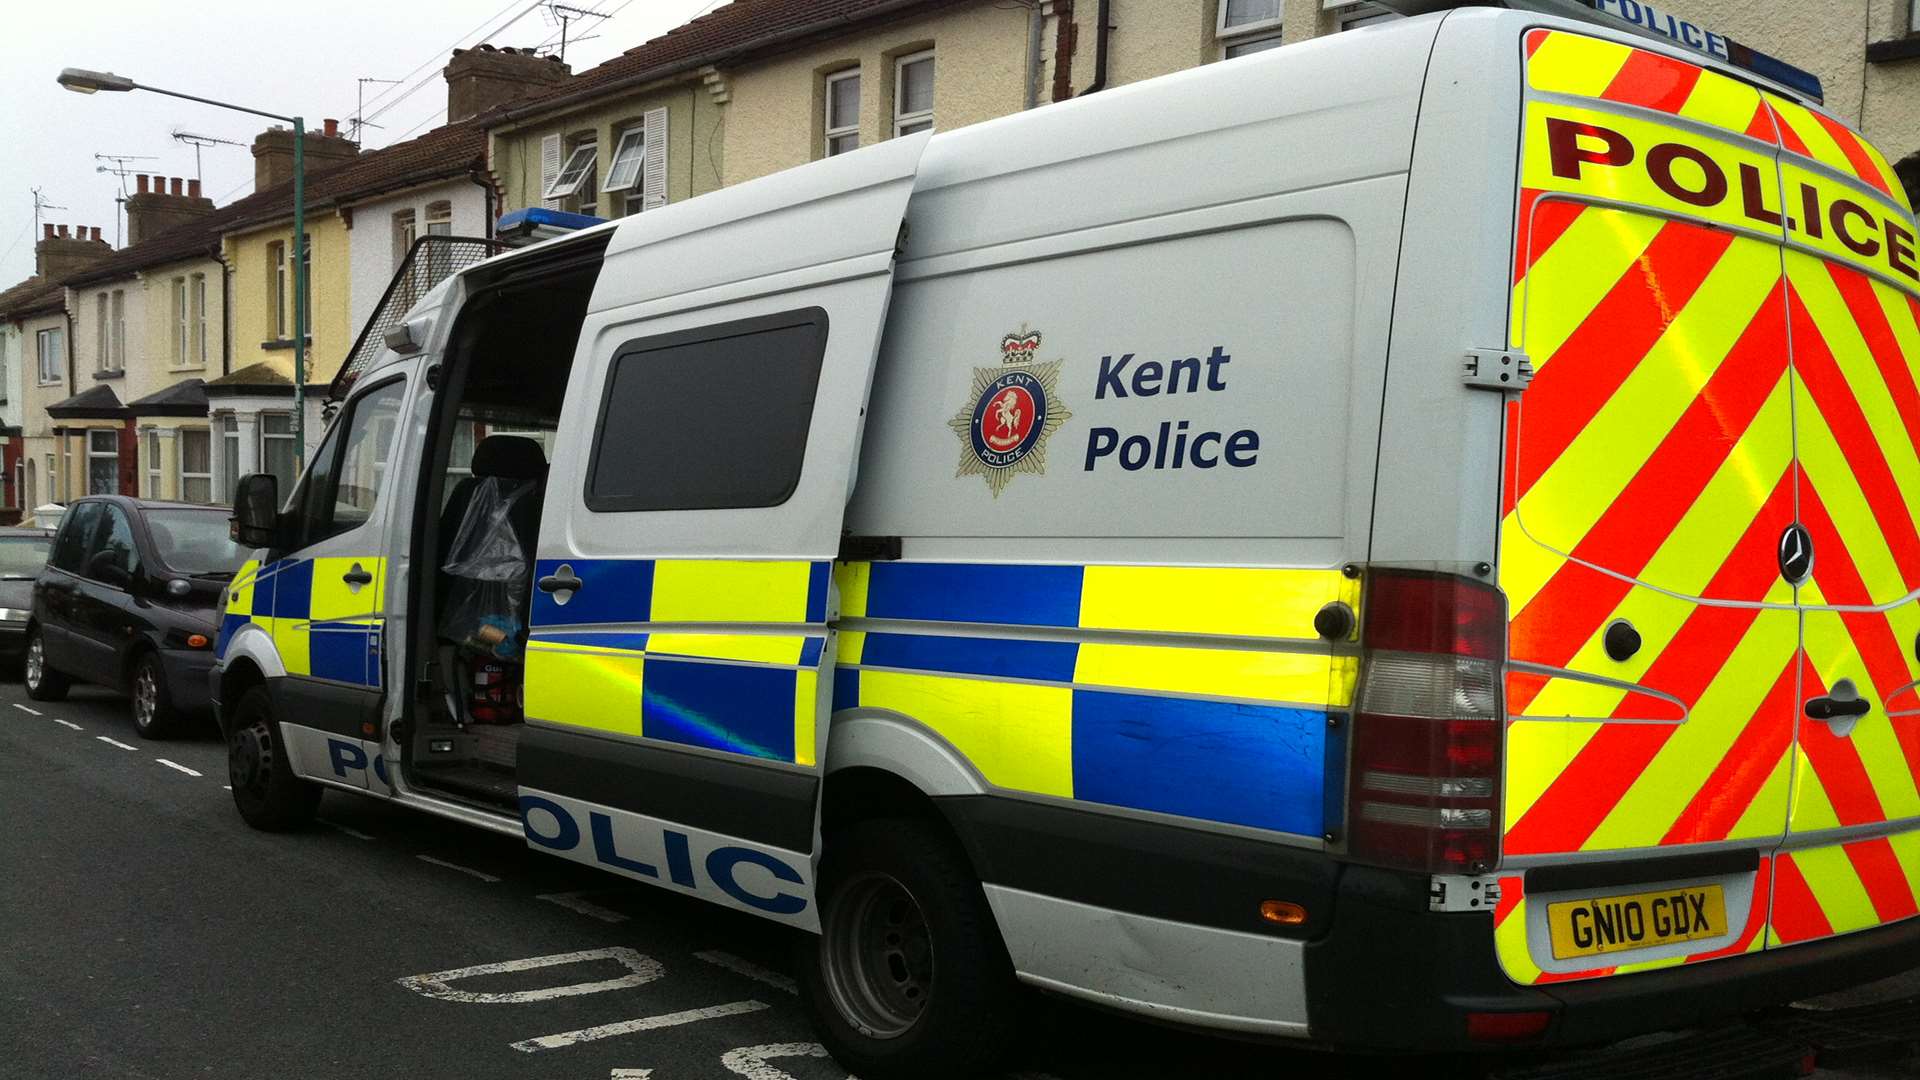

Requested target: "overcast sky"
[{"left": 0, "top": 0, "right": 716, "bottom": 286}]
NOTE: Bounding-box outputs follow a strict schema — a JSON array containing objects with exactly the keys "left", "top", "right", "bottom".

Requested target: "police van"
[{"left": 212, "top": 1, "right": 1920, "bottom": 1073}]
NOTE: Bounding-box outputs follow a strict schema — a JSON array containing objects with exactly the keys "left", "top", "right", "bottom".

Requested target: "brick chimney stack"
[
  {"left": 124, "top": 174, "right": 216, "bottom": 245},
  {"left": 34, "top": 223, "right": 113, "bottom": 279},
  {"left": 251, "top": 119, "right": 358, "bottom": 192},
  {"left": 444, "top": 45, "right": 570, "bottom": 124}
]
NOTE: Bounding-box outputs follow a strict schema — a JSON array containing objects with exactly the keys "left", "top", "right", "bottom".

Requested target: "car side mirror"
[
  {"left": 231, "top": 474, "right": 283, "bottom": 550},
  {"left": 87, "top": 551, "right": 132, "bottom": 588}
]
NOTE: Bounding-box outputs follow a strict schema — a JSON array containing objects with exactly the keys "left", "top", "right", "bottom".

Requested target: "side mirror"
[
  {"left": 231, "top": 474, "right": 282, "bottom": 549},
  {"left": 87, "top": 551, "right": 132, "bottom": 588}
]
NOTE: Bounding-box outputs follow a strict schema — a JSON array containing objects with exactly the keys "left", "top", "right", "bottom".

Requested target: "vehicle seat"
[{"left": 437, "top": 435, "right": 547, "bottom": 570}]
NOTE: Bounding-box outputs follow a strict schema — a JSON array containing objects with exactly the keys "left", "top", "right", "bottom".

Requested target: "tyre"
[
  {"left": 226, "top": 684, "right": 319, "bottom": 831},
  {"left": 23, "top": 627, "right": 70, "bottom": 702},
  {"left": 798, "top": 817, "right": 1020, "bottom": 1080},
  {"left": 129, "top": 651, "right": 179, "bottom": 739}
]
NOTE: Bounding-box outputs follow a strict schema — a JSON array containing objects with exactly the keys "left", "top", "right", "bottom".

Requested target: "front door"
[
  {"left": 1767, "top": 91, "right": 1920, "bottom": 947},
  {"left": 266, "top": 376, "right": 409, "bottom": 787},
  {"left": 518, "top": 132, "right": 930, "bottom": 929}
]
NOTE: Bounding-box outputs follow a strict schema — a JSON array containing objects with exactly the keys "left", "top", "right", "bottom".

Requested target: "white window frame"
[
  {"left": 1218, "top": 0, "right": 1283, "bottom": 39},
  {"left": 87, "top": 429, "right": 118, "bottom": 496},
  {"left": 36, "top": 327, "right": 62, "bottom": 384},
  {"left": 542, "top": 140, "right": 598, "bottom": 201},
  {"left": 260, "top": 412, "right": 296, "bottom": 477},
  {"left": 220, "top": 414, "right": 241, "bottom": 502},
  {"left": 179, "top": 428, "right": 213, "bottom": 504},
  {"left": 172, "top": 277, "right": 188, "bottom": 366},
  {"left": 191, "top": 273, "right": 208, "bottom": 366},
  {"left": 270, "top": 241, "right": 287, "bottom": 339},
  {"left": 392, "top": 208, "right": 417, "bottom": 271},
  {"left": 1910, "top": 0, "right": 1919, "bottom": 33},
  {"left": 824, "top": 68, "right": 861, "bottom": 157},
  {"left": 604, "top": 127, "right": 647, "bottom": 193},
  {"left": 95, "top": 294, "right": 107, "bottom": 371},
  {"left": 146, "top": 430, "right": 162, "bottom": 498},
  {"left": 1326, "top": 0, "right": 1397, "bottom": 30},
  {"left": 109, "top": 289, "right": 125, "bottom": 372},
  {"left": 893, "top": 50, "right": 935, "bottom": 137}
]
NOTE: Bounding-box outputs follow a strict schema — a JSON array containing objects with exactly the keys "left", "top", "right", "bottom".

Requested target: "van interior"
[{"left": 403, "top": 245, "right": 603, "bottom": 809}]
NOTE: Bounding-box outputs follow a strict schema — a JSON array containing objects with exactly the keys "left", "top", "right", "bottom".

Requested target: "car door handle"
[
  {"left": 537, "top": 567, "right": 582, "bottom": 594},
  {"left": 342, "top": 564, "right": 374, "bottom": 587},
  {"left": 1805, "top": 696, "right": 1871, "bottom": 721}
]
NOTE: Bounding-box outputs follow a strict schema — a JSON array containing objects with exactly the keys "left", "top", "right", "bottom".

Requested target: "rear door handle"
[
  {"left": 1805, "top": 696, "right": 1871, "bottom": 721},
  {"left": 342, "top": 564, "right": 374, "bottom": 587}
]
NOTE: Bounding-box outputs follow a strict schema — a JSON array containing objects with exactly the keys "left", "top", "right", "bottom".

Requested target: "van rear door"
[
  {"left": 1764, "top": 93, "right": 1920, "bottom": 948},
  {"left": 515, "top": 133, "right": 929, "bottom": 928}
]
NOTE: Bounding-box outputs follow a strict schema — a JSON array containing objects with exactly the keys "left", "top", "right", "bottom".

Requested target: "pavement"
[{"left": 1, "top": 677, "right": 1915, "bottom": 1080}]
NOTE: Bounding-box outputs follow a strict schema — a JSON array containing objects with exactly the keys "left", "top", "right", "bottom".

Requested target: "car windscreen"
[
  {"left": 144, "top": 509, "right": 248, "bottom": 576},
  {"left": 0, "top": 536, "right": 51, "bottom": 580}
]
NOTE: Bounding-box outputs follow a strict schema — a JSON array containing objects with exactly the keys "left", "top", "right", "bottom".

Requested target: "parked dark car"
[
  {"left": 0, "top": 526, "right": 55, "bottom": 667},
  {"left": 25, "top": 496, "right": 249, "bottom": 737}
]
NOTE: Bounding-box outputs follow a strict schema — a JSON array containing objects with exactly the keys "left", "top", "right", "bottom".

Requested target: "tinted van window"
[{"left": 586, "top": 309, "right": 827, "bottom": 512}]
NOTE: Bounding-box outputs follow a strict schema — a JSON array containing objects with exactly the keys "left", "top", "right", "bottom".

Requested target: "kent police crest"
[{"left": 948, "top": 326, "right": 1070, "bottom": 497}]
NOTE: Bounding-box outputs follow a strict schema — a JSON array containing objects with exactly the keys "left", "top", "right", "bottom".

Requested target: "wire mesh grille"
[{"left": 330, "top": 234, "right": 505, "bottom": 401}]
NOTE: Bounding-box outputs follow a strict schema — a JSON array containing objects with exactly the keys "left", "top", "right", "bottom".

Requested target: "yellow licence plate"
[{"left": 1546, "top": 884, "right": 1728, "bottom": 960}]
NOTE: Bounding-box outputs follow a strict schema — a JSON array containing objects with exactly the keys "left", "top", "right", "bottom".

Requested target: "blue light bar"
[
  {"left": 495, "top": 207, "right": 607, "bottom": 246},
  {"left": 1584, "top": 0, "right": 1825, "bottom": 102}
]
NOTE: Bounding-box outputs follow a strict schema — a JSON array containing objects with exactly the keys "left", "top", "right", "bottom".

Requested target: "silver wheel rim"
[
  {"left": 820, "top": 871, "right": 933, "bottom": 1040},
  {"left": 134, "top": 666, "right": 157, "bottom": 729},
  {"left": 25, "top": 636, "right": 43, "bottom": 690}
]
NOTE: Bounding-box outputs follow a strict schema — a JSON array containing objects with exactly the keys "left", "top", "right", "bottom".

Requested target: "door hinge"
[
  {"left": 1430, "top": 873, "right": 1503, "bottom": 913},
  {"left": 1463, "top": 348, "right": 1533, "bottom": 393}
]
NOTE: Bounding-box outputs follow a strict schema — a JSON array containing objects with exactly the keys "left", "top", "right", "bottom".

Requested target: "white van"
[{"left": 212, "top": 3, "right": 1920, "bottom": 1075}]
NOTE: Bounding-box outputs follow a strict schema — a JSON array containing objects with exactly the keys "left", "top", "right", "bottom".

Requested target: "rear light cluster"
[{"left": 1347, "top": 569, "right": 1506, "bottom": 874}]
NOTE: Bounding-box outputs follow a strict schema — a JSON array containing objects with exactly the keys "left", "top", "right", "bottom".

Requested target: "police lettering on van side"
[{"left": 1085, "top": 345, "right": 1261, "bottom": 472}]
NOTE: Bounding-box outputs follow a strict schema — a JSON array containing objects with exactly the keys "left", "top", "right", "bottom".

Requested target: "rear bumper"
[{"left": 1304, "top": 865, "right": 1920, "bottom": 1051}]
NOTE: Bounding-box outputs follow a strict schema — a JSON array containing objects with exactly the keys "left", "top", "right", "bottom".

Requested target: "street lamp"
[{"left": 58, "top": 66, "right": 310, "bottom": 465}]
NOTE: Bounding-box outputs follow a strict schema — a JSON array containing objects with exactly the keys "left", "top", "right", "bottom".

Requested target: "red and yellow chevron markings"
[{"left": 1499, "top": 29, "right": 1920, "bottom": 986}]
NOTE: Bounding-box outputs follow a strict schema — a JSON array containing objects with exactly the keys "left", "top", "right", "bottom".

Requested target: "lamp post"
[{"left": 59, "top": 67, "right": 309, "bottom": 465}]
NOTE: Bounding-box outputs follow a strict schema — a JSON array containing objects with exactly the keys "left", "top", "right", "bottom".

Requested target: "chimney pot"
[
  {"left": 188, "top": 178, "right": 201, "bottom": 198},
  {"left": 170, "top": 177, "right": 184, "bottom": 196},
  {"left": 324, "top": 118, "right": 339, "bottom": 138},
  {"left": 57, "top": 225, "right": 70, "bottom": 238},
  {"left": 42, "top": 224, "right": 54, "bottom": 239},
  {"left": 91, "top": 226, "right": 102, "bottom": 242},
  {"left": 136, "top": 174, "right": 150, "bottom": 195}
]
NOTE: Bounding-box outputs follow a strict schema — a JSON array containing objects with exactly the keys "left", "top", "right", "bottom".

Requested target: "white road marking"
[
  {"left": 12, "top": 703, "right": 41, "bottom": 715},
  {"left": 510, "top": 1001, "right": 768, "bottom": 1054},
  {"left": 536, "top": 890, "right": 630, "bottom": 923},
  {"left": 155, "top": 759, "right": 202, "bottom": 777},
  {"left": 96, "top": 736, "right": 137, "bottom": 751},
  {"left": 396, "top": 948, "right": 662, "bottom": 1004},
  {"left": 610, "top": 1071, "right": 654, "bottom": 1079},
  {"left": 51, "top": 718, "right": 81, "bottom": 731},
  {"left": 695, "top": 950, "right": 797, "bottom": 995},
  {"left": 321, "top": 819, "right": 375, "bottom": 840},
  {"left": 222, "top": 785, "right": 232, "bottom": 791},
  {"left": 720, "top": 1043, "right": 839, "bottom": 1080},
  {"left": 414, "top": 855, "right": 501, "bottom": 882}
]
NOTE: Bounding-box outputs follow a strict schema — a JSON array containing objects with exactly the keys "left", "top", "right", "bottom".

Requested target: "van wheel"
[
  {"left": 798, "top": 817, "right": 1020, "bottom": 1080},
  {"left": 23, "top": 628, "right": 69, "bottom": 701},
  {"left": 130, "top": 652, "right": 178, "bottom": 739},
  {"left": 227, "top": 684, "right": 319, "bottom": 831}
]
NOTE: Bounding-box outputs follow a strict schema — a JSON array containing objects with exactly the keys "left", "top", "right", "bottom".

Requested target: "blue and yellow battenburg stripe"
[
  {"left": 529, "top": 557, "right": 1358, "bottom": 840},
  {"left": 218, "top": 556, "right": 385, "bottom": 687}
]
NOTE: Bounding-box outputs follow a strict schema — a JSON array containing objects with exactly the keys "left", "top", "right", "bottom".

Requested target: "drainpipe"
[
  {"left": 214, "top": 247, "right": 232, "bottom": 377},
  {"left": 1024, "top": 3, "right": 1045, "bottom": 109},
  {"left": 1078, "top": 0, "right": 1111, "bottom": 96},
  {"left": 470, "top": 169, "right": 498, "bottom": 237}
]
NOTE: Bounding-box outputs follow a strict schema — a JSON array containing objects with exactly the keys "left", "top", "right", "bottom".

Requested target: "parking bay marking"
[
  {"left": 156, "top": 759, "right": 202, "bottom": 777},
  {"left": 96, "top": 736, "right": 137, "bottom": 751},
  {"left": 397, "top": 948, "right": 664, "bottom": 1004},
  {"left": 12, "top": 703, "right": 41, "bottom": 715},
  {"left": 51, "top": 718, "right": 81, "bottom": 731},
  {"left": 415, "top": 854, "right": 501, "bottom": 882},
  {"left": 695, "top": 951, "right": 797, "bottom": 995},
  {"left": 511, "top": 1001, "right": 769, "bottom": 1054}
]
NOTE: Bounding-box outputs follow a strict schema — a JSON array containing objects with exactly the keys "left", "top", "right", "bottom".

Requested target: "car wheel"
[
  {"left": 797, "top": 817, "right": 1021, "bottom": 1080},
  {"left": 227, "top": 684, "right": 319, "bottom": 831},
  {"left": 129, "top": 651, "right": 179, "bottom": 739},
  {"left": 23, "top": 628, "right": 70, "bottom": 702}
]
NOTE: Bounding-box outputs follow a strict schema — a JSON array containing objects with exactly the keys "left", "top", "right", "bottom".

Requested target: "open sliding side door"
[{"left": 516, "top": 132, "right": 931, "bottom": 930}]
